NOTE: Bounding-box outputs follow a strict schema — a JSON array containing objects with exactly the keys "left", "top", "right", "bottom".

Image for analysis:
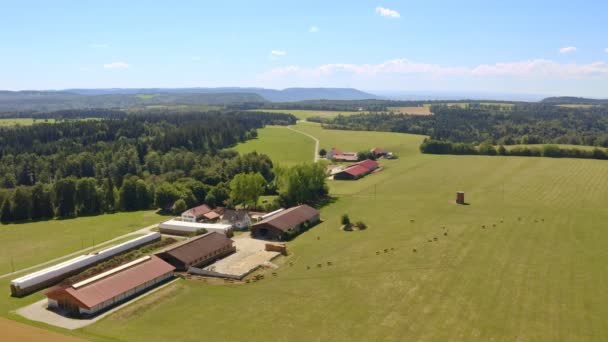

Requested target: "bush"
[
  {"left": 355, "top": 221, "right": 367, "bottom": 230},
  {"left": 173, "top": 199, "right": 187, "bottom": 215},
  {"left": 341, "top": 214, "right": 351, "bottom": 226}
]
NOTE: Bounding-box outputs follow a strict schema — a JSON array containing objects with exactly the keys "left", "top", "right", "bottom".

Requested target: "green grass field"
[
  {"left": 250, "top": 109, "right": 360, "bottom": 120},
  {"left": 0, "top": 211, "right": 168, "bottom": 275},
  {"left": 231, "top": 125, "right": 315, "bottom": 165},
  {"left": 4, "top": 123, "right": 608, "bottom": 341}
]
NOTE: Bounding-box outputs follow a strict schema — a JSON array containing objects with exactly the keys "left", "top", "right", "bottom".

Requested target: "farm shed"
[
  {"left": 181, "top": 204, "right": 219, "bottom": 222},
  {"left": 222, "top": 209, "right": 252, "bottom": 230},
  {"left": 334, "top": 159, "right": 379, "bottom": 180},
  {"left": 370, "top": 147, "right": 387, "bottom": 157},
  {"left": 155, "top": 232, "right": 236, "bottom": 271},
  {"left": 251, "top": 205, "right": 320, "bottom": 241},
  {"left": 158, "top": 219, "right": 233, "bottom": 237},
  {"left": 327, "top": 147, "right": 358, "bottom": 162},
  {"left": 46, "top": 256, "right": 175, "bottom": 317},
  {"left": 10, "top": 232, "right": 161, "bottom": 297}
]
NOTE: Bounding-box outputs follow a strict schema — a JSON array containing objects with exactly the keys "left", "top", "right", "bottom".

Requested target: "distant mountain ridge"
[
  {"left": 541, "top": 96, "right": 608, "bottom": 105},
  {"left": 61, "top": 87, "right": 382, "bottom": 102}
]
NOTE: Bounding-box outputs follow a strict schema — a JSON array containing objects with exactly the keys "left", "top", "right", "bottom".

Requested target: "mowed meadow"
[{"left": 76, "top": 122, "right": 608, "bottom": 341}]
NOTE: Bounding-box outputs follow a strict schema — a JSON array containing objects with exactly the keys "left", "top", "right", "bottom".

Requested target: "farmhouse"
[
  {"left": 222, "top": 209, "right": 251, "bottom": 230},
  {"left": 334, "top": 159, "right": 379, "bottom": 180},
  {"left": 251, "top": 205, "right": 320, "bottom": 241},
  {"left": 10, "top": 233, "right": 161, "bottom": 297},
  {"left": 327, "top": 147, "right": 358, "bottom": 162},
  {"left": 370, "top": 147, "right": 387, "bottom": 157},
  {"left": 155, "top": 232, "right": 236, "bottom": 271},
  {"left": 181, "top": 204, "right": 220, "bottom": 222},
  {"left": 46, "top": 256, "right": 174, "bottom": 317},
  {"left": 158, "top": 219, "right": 234, "bottom": 237}
]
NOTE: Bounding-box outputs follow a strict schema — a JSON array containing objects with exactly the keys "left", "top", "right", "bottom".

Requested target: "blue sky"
[{"left": 1, "top": 0, "right": 607, "bottom": 97}]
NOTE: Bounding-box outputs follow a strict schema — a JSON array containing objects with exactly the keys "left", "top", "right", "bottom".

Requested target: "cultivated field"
[
  {"left": 3, "top": 123, "right": 608, "bottom": 341},
  {"left": 0, "top": 118, "right": 56, "bottom": 126},
  {"left": 388, "top": 106, "right": 433, "bottom": 115},
  {"left": 250, "top": 109, "right": 360, "bottom": 120},
  {"left": 77, "top": 123, "right": 608, "bottom": 341}
]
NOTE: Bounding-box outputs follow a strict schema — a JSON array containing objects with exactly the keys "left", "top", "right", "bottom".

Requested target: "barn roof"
[
  {"left": 337, "top": 159, "right": 379, "bottom": 178},
  {"left": 49, "top": 256, "right": 175, "bottom": 309},
  {"left": 182, "top": 204, "right": 212, "bottom": 218},
  {"left": 342, "top": 165, "right": 370, "bottom": 177},
  {"left": 156, "top": 232, "right": 233, "bottom": 265},
  {"left": 252, "top": 205, "right": 319, "bottom": 232},
  {"left": 357, "top": 159, "right": 379, "bottom": 170},
  {"left": 371, "top": 147, "right": 386, "bottom": 154}
]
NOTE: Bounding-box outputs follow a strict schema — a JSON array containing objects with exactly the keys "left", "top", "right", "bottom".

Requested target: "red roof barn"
[{"left": 334, "top": 159, "right": 379, "bottom": 180}]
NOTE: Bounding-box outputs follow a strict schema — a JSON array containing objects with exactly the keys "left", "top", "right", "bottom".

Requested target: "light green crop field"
[
  {"left": 0, "top": 118, "right": 56, "bottom": 126},
  {"left": 231, "top": 125, "right": 315, "bottom": 165},
  {"left": 557, "top": 104, "right": 599, "bottom": 108},
  {"left": 388, "top": 106, "right": 433, "bottom": 115},
  {"left": 5, "top": 123, "right": 608, "bottom": 341},
  {"left": 250, "top": 109, "right": 360, "bottom": 120}
]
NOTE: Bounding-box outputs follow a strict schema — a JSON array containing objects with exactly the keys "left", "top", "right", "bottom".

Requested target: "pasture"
[
  {"left": 231, "top": 125, "right": 315, "bottom": 165},
  {"left": 78, "top": 123, "right": 608, "bottom": 341},
  {"left": 2, "top": 122, "right": 608, "bottom": 341}
]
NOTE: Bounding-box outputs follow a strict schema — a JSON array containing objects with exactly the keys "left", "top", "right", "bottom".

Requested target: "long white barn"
[
  {"left": 10, "top": 232, "right": 161, "bottom": 297},
  {"left": 158, "top": 219, "right": 233, "bottom": 237}
]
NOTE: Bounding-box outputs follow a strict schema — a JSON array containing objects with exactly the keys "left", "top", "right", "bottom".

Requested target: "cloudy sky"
[{"left": 1, "top": 0, "right": 607, "bottom": 97}]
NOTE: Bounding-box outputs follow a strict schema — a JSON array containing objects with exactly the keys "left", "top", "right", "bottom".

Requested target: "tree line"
[
  {"left": 419, "top": 139, "right": 608, "bottom": 160},
  {"left": 308, "top": 104, "right": 608, "bottom": 148}
]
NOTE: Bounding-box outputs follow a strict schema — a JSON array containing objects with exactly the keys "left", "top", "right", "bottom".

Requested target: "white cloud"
[
  {"left": 605, "top": 48, "right": 608, "bottom": 53},
  {"left": 103, "top": 62, "right": 130, "bottom": 69},
  {"left": 269, "top": 58, "right": 608, "bottom": 79},
  {"left": 89, "top": 43, "right": 109, "bottom": 49},
  {"left": 309, "top": 26, "right": 319, "bottom": 33},
  {"left": 559, "top": 46, "right": 577, "bottom": 54},
  {"left": 375, "top": 6, "right": 400, "bottom": 18},
  {"left": 271, "top": 50, "right": 287, "bottom": 56}
]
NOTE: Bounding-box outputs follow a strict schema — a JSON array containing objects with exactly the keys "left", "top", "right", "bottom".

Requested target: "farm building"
[
  {"left": 158, "top": 219, "right": 233, "bottom": 237},
  {"left": 10, "top": 233, "right": 161, "bottom": 297},
  {"left": 327, "top": 147, "right": 358, "bottom": 162},
  {"left": 181, "top": 204, "right": 220, "bottom": 222},
  {"left": 222, "top": 209, "right": 251, "bottom": 230},
  {"left": 46, "top": 256, "right": 175, "bottom": 317},
  {"left": 251, "top": 205, "right": 320, "bottom": 241},
  {"left": 334, "top": 159, "right": 379, "bottom": 180},
  {"left": 370, "top": 147, "right": 387, "bottom": 157},
  {"left": 155, "top": 232, "right": 236, "bottom": 271}
]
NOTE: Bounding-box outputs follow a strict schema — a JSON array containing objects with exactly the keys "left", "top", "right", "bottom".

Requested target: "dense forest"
[
  {"left": 310, "top": 104, "right": 608, "bottom": 147},
  {"left": 0, "top": 109, "right": 331, "bottom": 224}
]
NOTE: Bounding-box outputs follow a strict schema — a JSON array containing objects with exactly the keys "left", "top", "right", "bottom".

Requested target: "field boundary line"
[{"left": 286, "top": 125, "right": 319, "bottom": 162}]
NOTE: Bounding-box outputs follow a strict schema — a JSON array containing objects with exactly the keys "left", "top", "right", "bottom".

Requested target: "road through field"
[
  {"left": 286, "top": 124, "right": 320, "bottom": 162},
  {"left": 0, "top": 224, "right": 158, "bottom": 280}
]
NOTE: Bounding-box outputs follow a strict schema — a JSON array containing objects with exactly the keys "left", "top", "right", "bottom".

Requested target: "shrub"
[
  {"left": 355, "top": 221, "right": 367, "bottom": 230},
  {"left": 341, "top": 214, "right": 351, "bottom": 226}
]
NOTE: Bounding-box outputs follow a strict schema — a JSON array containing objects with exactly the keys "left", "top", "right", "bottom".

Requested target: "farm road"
[
  {"left": 286, "top": 124, "right": 320, "bottom": 162},
  {"left": 0, "top": 224, "right": 158, "bottom": 280}
]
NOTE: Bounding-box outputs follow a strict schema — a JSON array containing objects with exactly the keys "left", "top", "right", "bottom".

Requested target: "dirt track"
[{"left": 0, "top": 317, "right": 84, "bottom": 341}]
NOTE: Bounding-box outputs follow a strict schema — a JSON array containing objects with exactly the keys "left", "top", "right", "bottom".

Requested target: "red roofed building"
[
  {"left": 334, "top": 159, "right": 379, "bottom": 180},
  {"left": 251, "top": 205, "right": 320, "bottom": 241},
  {"left": 327, "top": 147, "right": 358, "bottom": 162},
  {"left": 371, "top": 147, "right": 387, "bottom": 157},
  {"left": 181, "top": 204, "right": 219, "bottom": 222},
  {"left": 46, "top": 256, "right": 175, "bottom": 317}
]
